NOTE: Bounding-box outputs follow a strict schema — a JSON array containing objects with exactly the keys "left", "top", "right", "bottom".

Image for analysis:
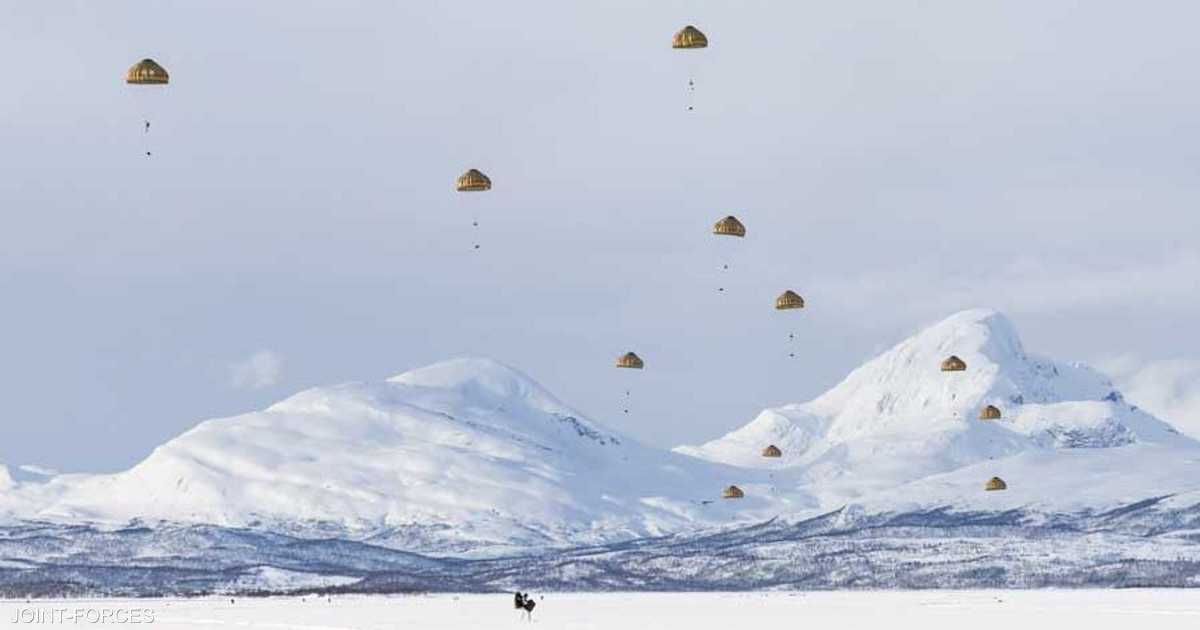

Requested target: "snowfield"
[
  {"left": 5, "top": 591, "right": 1200, "bottom": 629},
  {"left": 2, "top": 309, "right": 1200, "bottom": 594}
]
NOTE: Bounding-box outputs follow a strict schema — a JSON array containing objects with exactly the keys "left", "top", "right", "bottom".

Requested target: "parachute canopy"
[
  {"left": 979, "top": 405, "right": 1002, "bottom": 420},
  {"left": 761, "top": 444, "right": 782, "bottom": 458},
  {"left": 722, "top": 485, "right": 745, "bottom": 499},
  {"left": 673, "top": 25, "right": 708, "bottom": 49},
  {"left": 713, "top": 215, "right": 746, "bottom": 237},
  {"left": 940, "top": 355, "right": 967, "bottom": 372},
  {"left": 985, "top": 477, "right": 1008, "bottom": 491},
  {"left": 456, "top": 169, "right": 492, "bottom": 192},
  {"left": 775, "top": 290, "right": 805, "bottom": 310},
  {"left": 615, "top": 352, "right": 644, "bottom": 369},
  {"left": 126, "top": 58, "right": 169, "bottom": 85}
]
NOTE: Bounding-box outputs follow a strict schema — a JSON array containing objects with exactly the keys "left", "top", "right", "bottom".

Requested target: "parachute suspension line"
[
  {"left": 715, "top": 252, "right": 724, "bottom": 294},
  {"left": 143, "top": 119, "right": 153, "bottom": 158},
  {"left": 472, "top": 205, "right": 480, "bottom": 252}
]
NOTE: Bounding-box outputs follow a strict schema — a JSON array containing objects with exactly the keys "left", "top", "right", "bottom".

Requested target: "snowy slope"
[
  {"left": 676, "top": 309, "right": 1199, "bottom": 505},
  {"left": 2, "top": 309, "right": 1198, "bottom": 559},
  {"left": 2, "top": 359, "right": 783, "bottom": 551}
]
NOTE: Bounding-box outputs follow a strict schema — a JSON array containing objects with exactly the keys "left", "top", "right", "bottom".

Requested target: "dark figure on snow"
[
  {"left": 522, "top": 596, "right": 536, "bottom": 621},
  {"left": 514, "top": 592, "right": 524, "bottom": 610}
]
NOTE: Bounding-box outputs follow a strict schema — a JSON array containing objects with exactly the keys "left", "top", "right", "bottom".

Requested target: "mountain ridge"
[{"left": 2, "top": 311, "right": 1198, "bottom": 555}]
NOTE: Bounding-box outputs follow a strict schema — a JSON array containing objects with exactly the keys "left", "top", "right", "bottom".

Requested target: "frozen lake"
[{"left": 5, "top": 590, "right": 1200, "bottom": 629}]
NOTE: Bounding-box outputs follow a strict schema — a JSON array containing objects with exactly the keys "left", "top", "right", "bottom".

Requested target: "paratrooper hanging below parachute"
[
  {"left": 615, "top": 352, "right": 644, "bottom": 415},
  {"left": 456, "top": 169, "right": 491, "bottom": 250},
  {"left": 712, "top": 216, "right": 745, "bottom": 293},
  {"left": 775, "top": 290, "right": 805, "bottom": 358},
  {"left": 126, "top": 58, "right": 168, "bottom": 158},
  {"left": 672, "top": 25, "right": 707, "bottom": 112}
]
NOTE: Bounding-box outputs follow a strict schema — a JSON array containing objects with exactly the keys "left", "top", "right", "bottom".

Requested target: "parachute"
[
  {"left": 979, "top": 405, "right": 1002, "bottom": 420},
  {"left": 761, "top": 445, "right": 782, "bottom": 458},
  {"left": 941, "top": 355, "right": 967, "bottom": 372},
  {"left": 985, "top": 477, "right": 1008, "bottom": 491},
  {"left": 456, "top": 169, "right": 491, "bottom": 250},
  {"left": 615, "top": 352, "right": 644, "bottom": 369},
  {"left": 721, "top": 485, "right": 744, "bottom": 499},
  {"left": 712, "top": 215, "right": 745, "bottom": 237},
  {"left": 775, "top": 290, "right": 804, "bottom": 310},
  {"left": 672, "top": 25, "right": 708, "bottom": 49},
  {"left": 672, "top": 25, "right": 708, "bottom": 112},
  {"left": 456, "top": 169, "right": 492, "bottom": 192},
  {"left": 712, "top": 216, "right": 745, "bottom": 293},
  {"left": 775, "top": 290, "right": 805, "bottom": 358},
  {"left": 615, "top": 352, "right": 644, "bottom": 415},
  {"left": 125, "top": 59, "right": 169, "bottom": 84},
  {"left": 125, "top": 58, "right": 168, "bottom": 157}
]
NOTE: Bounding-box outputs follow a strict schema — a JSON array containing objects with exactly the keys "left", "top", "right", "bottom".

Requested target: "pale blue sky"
[{"left": 2, "top": 1, "right": 1199, "bottom": 472}]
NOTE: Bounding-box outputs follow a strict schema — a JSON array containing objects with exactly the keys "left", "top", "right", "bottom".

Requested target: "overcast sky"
[{"left": 2, "top": 1, "right": 1199, "bottom": 473}]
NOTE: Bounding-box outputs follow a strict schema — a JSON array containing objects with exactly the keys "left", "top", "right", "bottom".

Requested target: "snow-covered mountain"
[
  {"left": 3, "top": 309, "right": 1200, "bottom": 593},
  {"left": 676, "top": 308, "right": 1199, "bottom": 508},
  {"left": 3, "top": 309, "right": 1199, "bottom": 561},
  {"left": 2, "top": 358, "right": 777, "bottom": 551}
]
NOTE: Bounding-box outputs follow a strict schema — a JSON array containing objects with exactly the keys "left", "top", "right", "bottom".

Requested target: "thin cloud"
[
  {"left": 229, "top": 351, "right": 284, "bottom": 390},
  {"left": 18, "top": 464, "right": 59, "bottom": 477},
  {"left": 810, "top": 252, "right": 1200, "bottom": 327},
  {"left": 1096, "top": 355, "right": 1200, "bottom": 439}
]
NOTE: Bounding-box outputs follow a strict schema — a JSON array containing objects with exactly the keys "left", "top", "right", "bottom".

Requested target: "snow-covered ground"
[{"left": 6, "top": 591, "right": 1200, "bottom": 629}]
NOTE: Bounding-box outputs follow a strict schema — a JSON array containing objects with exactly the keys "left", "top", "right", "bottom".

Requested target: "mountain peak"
[
  {"left": 386, "top": 357, "right": 581, "bottom": 421},
  {"left": 809, "top": 308, "right": 1088, "bottom": 419},
  {"left": 903, "top": 308, "right": 1025, "bottom": 364},
  {"left": 389, "top": 357, "right": 548, "bottom": 397},
  {"left": 389, "top": 357, "right": 530, "bottom": 385},
  {"left": 677, "top": 309, "right": 1190, "bottom": 479}
]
